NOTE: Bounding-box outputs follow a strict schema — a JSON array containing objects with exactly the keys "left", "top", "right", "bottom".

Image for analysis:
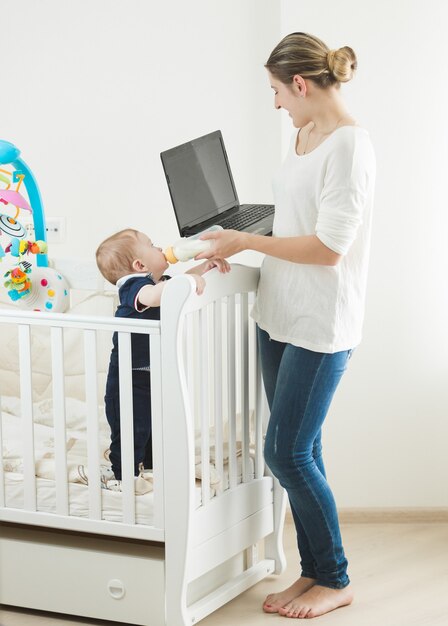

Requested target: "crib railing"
[
  {"left": 0, "top": 265, "right": 268, "bottom": 546},
  {"left": 183, "top": 292, "right": 263, "bottom": 504},
  {"left": 0, "top": 308, "right": 162, "bottom": 539}
]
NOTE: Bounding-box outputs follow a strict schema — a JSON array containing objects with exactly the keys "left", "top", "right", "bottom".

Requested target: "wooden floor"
[{"left": 1, "top": 519, "right": 448, "bottom": 626}]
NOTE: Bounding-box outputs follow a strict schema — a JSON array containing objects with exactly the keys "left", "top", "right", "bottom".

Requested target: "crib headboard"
[{"left": 160, "top": 262, "right": 262, "bottom": 515}]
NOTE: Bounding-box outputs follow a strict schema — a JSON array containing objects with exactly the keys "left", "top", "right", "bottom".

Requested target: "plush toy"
[
  {"left": 29, "top": 240, "right": 48, "bottom": 254},
  {"left": 2, "top": 237, "right": 49, "bottom": 300},
  {"left": 4, "top": 266, "right": 32, "bottom": 300},
  {"left": 4, "top": 238, "right": 48, "bottom": 258}
]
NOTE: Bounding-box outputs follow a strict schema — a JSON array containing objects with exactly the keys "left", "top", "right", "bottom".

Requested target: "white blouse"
[{"left": 251, "top": 126, "right": 376, "bottom": 353}]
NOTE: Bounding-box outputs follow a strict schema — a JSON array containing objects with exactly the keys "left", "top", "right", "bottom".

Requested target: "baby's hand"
[
  {"left": 202, "top": 258, "right": 231, "bottom": 274},
  {"left": 192, "top": 274, "right": 206, "bottom": 295}
]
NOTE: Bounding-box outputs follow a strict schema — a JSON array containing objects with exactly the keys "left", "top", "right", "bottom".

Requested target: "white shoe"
[
  {"left": 99, "top": 464, "right": 116, "bottom": 488},
  {"left": 77, "top": 463, "right": 152, "bottom": 494},
  {"left": 76, "top": 464, "right": 118, "bottom": 489}
]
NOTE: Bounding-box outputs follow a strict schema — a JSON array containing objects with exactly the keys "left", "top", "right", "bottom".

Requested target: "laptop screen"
[{"left": 161, "top": 130, "right": 239, "bottom": 232}]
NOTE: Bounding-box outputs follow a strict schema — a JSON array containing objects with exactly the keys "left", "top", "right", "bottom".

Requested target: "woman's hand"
[{"left": 194, "top": 229, "right": 248, "bottom": 260}]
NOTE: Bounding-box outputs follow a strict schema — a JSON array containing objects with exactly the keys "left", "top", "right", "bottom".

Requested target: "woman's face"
[{"left": 267, "top": 70, "right": 309, "bottom": 128}]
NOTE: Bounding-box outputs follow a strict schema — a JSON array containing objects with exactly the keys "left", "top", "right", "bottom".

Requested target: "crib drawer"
[{"left": 0, "top": 524, "right": 165, "bottom": 625}]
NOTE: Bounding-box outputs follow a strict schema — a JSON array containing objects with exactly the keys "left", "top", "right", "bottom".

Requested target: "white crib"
[{"left": 0, "top": 263, "right": 286, "bottom": 626}]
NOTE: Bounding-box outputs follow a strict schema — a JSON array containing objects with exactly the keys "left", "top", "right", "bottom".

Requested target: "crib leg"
[
  {"left": 264, "top": 471, "right": 287, "bottom": 575},
  {"left": 165, "top": 556, "right": 189, "bottom": 626},
  {"left": 245, "top": 544, "right": 258, "bottom": 568}
]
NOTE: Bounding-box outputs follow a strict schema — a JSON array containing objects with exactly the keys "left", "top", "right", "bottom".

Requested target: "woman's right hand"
[{"left": 195, "top": 229, "right": 248, "bottom": 260}]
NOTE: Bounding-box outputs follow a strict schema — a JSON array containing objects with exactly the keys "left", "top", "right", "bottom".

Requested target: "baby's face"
[{"left": 136, "top": 232, "right": 169, "bottom": 279}]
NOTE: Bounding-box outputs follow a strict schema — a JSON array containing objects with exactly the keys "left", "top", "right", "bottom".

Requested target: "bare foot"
[
  {"left": 263, "top": 577, "right": 316, "bottom": 613},
  {"left": 278, "top": 584, "right": 353, "bottom": 619}
]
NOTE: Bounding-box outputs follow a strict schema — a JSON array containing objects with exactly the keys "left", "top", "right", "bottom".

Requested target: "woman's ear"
[{"left": 292, "top": 74, "right": 307, "bottom": 97}]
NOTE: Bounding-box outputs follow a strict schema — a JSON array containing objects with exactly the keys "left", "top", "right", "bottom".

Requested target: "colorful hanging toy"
[{"left": 0, "top": 139, "right": 69, "bottom": 312}]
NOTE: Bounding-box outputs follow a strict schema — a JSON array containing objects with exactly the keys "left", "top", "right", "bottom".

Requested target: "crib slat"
[
  {"left": 117, "top": 331, "right": 135, "bottom": 524},
  {"left": 18, "top": 324, "right": 37, "bottom": 511},
  {"left": 227, "top": 295, "right": 237, "bottom": 489},
  {"left": 193, "top": 311, "right": 201, "bottom": 430},
  {"left": 240, "top": 293, "right": 251, "bottom": 483},
  {"left": 185, "top": 315, "right": 195, "bottom": 415},
  {"left": 254, "top": 323, "right": 264, "bottom": 479},
  {"left": 213, "top": 300, "right": 224, "bottom": 496},
  {"left": 51, "top": 326, "right": 69, "bottom": 516},
  {"left": 83, "top": 329, "right": 101, "bottom": 520},
  {"left": 150, "top": 334, "right": 164, "bottom": 529},
  {"left": 199, "top": 308, "right": 210, "bottom": 505}
]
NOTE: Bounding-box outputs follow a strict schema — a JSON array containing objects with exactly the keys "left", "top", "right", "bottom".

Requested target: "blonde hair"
[
  {"left": 265, "top": 32, "right": 357, "bottom": 88},
  {"left": 95, "top": 229, "right": 141, "bottom": 285}
]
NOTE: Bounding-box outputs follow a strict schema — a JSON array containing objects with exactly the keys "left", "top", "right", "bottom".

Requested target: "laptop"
[{"left": 160, "top": 130, "right": 274, "bottom": 237}]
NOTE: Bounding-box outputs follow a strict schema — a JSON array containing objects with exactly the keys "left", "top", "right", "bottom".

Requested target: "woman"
[{"left": 197, "top": 32, "right": 375, "bottom": 619}]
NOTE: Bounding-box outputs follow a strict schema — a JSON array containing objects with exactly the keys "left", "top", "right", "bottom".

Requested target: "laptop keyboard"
[{"left": 219, "top": 204, "right": 274, "bottom": 230}]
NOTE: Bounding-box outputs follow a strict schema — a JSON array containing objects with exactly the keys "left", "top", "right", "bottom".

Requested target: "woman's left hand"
[{"left": 195, "top": 229, "right": 248, "bottom": 260}]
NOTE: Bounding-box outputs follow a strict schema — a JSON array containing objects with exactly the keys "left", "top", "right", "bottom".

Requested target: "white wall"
[
  {"left": 2, "top": 0, "right": 280, "bottom": 257},
  {"left": 281, "top": 0, "right": 448, "bottom": 507}
]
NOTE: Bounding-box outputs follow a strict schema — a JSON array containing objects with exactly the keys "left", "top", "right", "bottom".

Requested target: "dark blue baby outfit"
[{"left": 105, "top": 274, "right": 164, "bottom": 479}]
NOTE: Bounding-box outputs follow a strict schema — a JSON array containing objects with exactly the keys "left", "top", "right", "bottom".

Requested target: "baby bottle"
[{"left": 164, "top": 225, "right": 223, "bottom": 264}]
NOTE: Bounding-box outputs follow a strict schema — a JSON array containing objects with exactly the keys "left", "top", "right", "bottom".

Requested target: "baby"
[{"left": 95, "top": 228, "right": 229, "bottom": 483}]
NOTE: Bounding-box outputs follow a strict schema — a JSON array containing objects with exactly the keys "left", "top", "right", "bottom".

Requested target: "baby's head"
[{"left": 96, "top": 229, "right": 168, "bottom": 285}]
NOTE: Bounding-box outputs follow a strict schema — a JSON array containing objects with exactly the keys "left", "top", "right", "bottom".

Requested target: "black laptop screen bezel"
[{"left": 160, "top": 130, "right": 240, "bottom": 235}]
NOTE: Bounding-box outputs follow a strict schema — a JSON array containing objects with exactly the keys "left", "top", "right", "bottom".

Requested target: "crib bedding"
[
  {"left": 1, "top": 395, "right": 118, "bottom": 482},
  {"left": 1, "top": 395, "right": 253, "bottom": 524},
  {"left": 3, "top": 472, "right": 160, "bottom": 525}
]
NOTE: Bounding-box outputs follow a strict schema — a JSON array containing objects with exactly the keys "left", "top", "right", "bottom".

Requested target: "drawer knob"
[{"left": 107, "top": 579, "right": 126, "bottom": 600}]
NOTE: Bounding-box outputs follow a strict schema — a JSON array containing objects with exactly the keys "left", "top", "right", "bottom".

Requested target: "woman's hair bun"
[
  {"left": 265, "top": 33, "right": 357, "bottom": 88},
  {"left": 327, "top": 46, "right": 357, "bottom": 83}
]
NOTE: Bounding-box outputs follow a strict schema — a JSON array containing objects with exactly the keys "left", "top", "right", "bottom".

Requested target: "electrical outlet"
[
  {"left": 46, "top": 217, "right": 65, "bottom": 243},
  {"left": 25, "top": 222, "right": 34, "bottom": 238},
  {"left": 24, "top": 217, "right": 66, "bottom": 243}
]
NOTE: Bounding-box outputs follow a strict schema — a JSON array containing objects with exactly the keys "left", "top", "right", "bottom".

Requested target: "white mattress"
[{"left": 3, "top": 472, "right": 162, "bottom": 525}]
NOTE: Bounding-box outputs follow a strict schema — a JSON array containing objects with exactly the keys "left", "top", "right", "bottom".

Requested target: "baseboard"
[
  {"left": 285, "top": 507, "right": 448, "bottom": 524},
  {"left": 338, "top": 507, "right": 448, "bottom": 523}
]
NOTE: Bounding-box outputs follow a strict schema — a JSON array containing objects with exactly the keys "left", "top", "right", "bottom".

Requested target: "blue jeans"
[{"left": 258, "top": 327, "right": 351, "bottom": 589}]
